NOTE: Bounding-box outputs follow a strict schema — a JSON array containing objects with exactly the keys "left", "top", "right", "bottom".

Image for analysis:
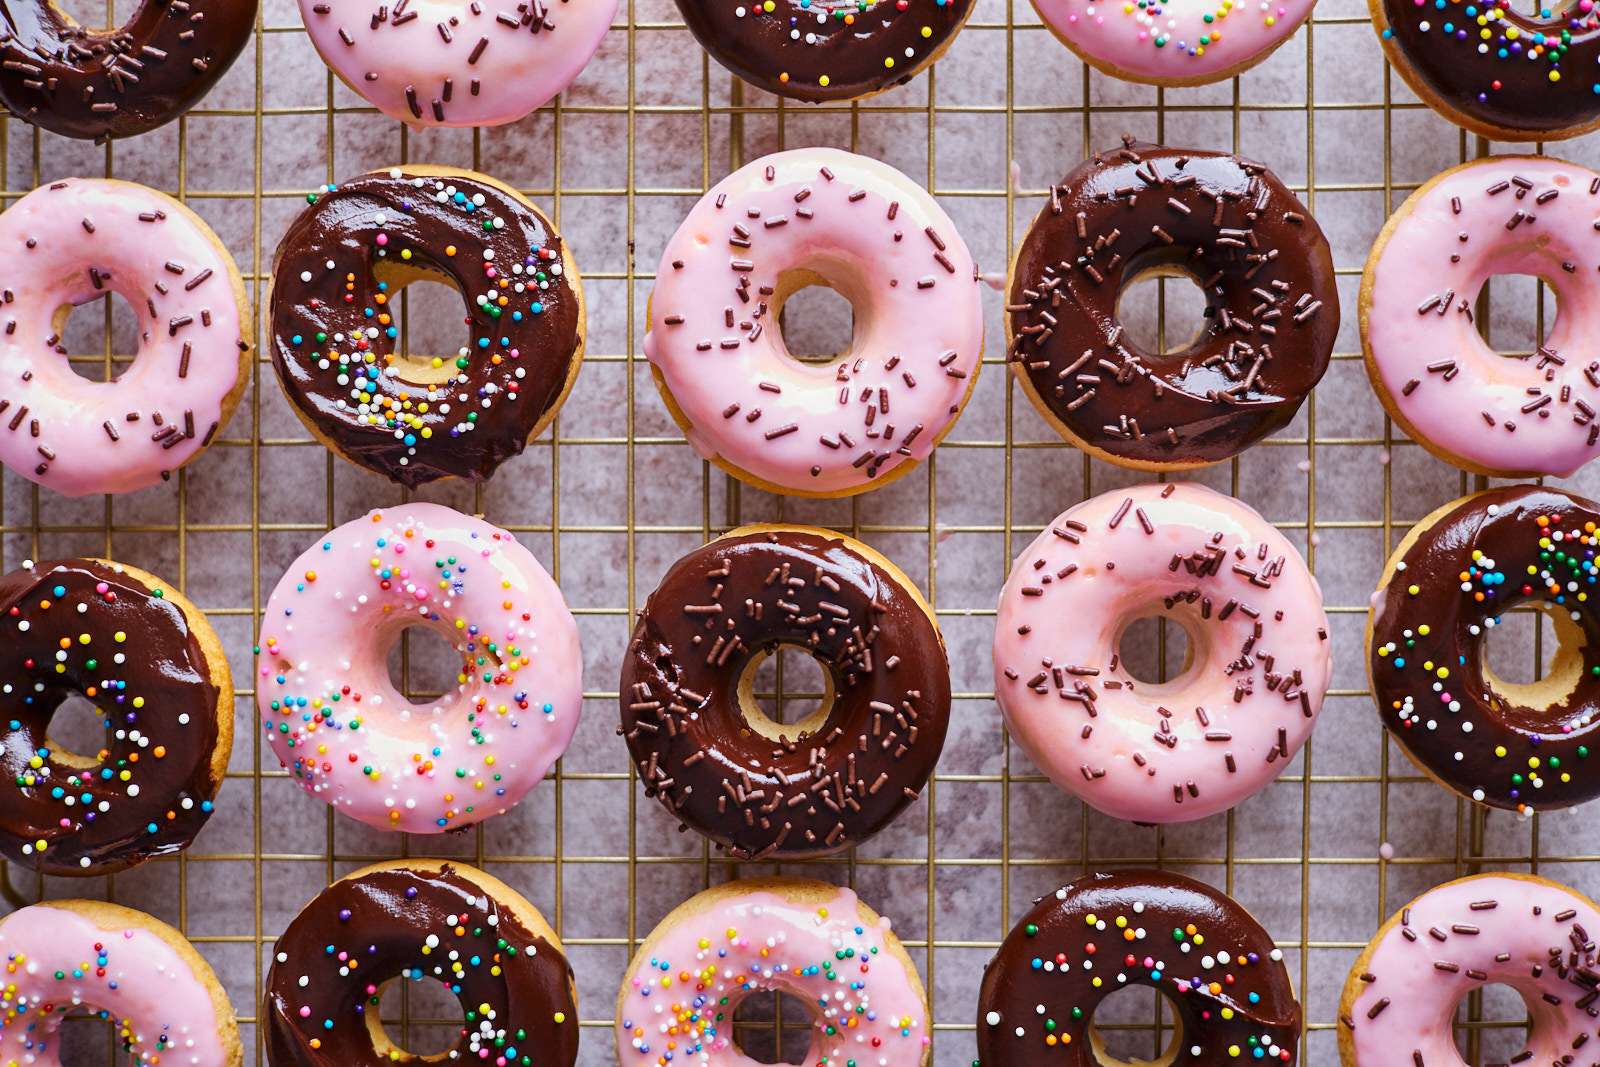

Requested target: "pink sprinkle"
[
  {"left": 299, "top": 1006, "right": 311, "bottom": 1018},
  {"left": 376, "top": 233, "right": 388, "bottom": 246},
  {"left": 339, "top": 952, "right": 348, "bottom": 961},
  {"left": 95, "top": 582, "right": 109, "bottom": 594},
  {"left": 261, "top": 666, "right": 270, "bottom": 676},
  {"left": 415, "top": 589, "right": 429, "bottom": 600},
  {"left": 486, "top": 267, "right": 497, "bottom": 278},
  {"left": 1068, "top": 12, "right": 1077, "bottom": 19},
  {"left": 509, "top": 349, "right": 520, "bottom": 358},
  {"left": 1138, "top": 29, "right": 1147, "bottom": 37},
  {"left": 393, "top": 544, "right": 406, "bottom": 554},
  {"left": 367, "top": 985, "right": 377, "bottom": 995},
  {"left": 59, "top": 817, "right": 71, "bottom": 827}
]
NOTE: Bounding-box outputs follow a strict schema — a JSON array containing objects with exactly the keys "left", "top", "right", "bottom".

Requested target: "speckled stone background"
[{"left": 5, "top": 0, "right": 1600, "bottom": 1060}]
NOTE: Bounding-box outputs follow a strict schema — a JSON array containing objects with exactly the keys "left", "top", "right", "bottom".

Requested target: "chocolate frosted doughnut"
[
  {"left": 0, "top": 558, "right": 232, "bottom": 876},
  {"left": 977, "top": 870, "right": 1301, "bottom": 1066},
  {"left": 1368, "top": 484, "right": 1600, "bottom": 812},
  {"left": 0, "top": 0, "right": 256, "bottom": 141},
  {"left": 676, "top": 0, "right": 974, "bottom": 102},
  {"left": 1371, "top": 0, "right": 1600, "bottom": 140},
  {"left": 620, "top": 524, "right": 950, "bottom": 859},
  {"left": 264, "top": 861, "right": 578, "bottom": 1067},
  {"left": 270, "top": 165, "right": 584, "bottom": 487},
  {"left": 1008, "top": 138, "right": 1337, "bottom": 470}
]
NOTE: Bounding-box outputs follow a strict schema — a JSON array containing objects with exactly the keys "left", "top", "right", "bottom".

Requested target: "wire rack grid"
[{"left": 5, "top": 0, "right": 1600, "bottom": 1062}]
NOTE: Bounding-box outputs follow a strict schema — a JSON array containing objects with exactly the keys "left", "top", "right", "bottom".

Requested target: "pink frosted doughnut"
[
  {"left": 1032, "top": 0, "right": 1314, "bottom": 85},
  {"left": 300, "top": 0, "right": 618, "bottom": 128},
  {"left": 643, "top": 148, "right": 984, "bottom": 497},
  {"left": 0, "top": 899, "right": 241, "bottom": 1067},
  {"left": 255, "top": 502, "right": 582, "bottom": 833},
  {"left": 992, "top": 482, "right": 1331, "bottom": 823},
  {"left": 0, "top": 178, "right": 250, "bottom": 497},
  {"left": 1363, "top": 156, "right": 1600, "bottom": 479}
]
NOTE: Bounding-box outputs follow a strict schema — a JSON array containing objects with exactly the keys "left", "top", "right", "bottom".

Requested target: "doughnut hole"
[
  {"left": 1478, "top": 600, "right": 1597, "bottom": 734},
  {"left": 47, "top": 1009, "right": 126, "bottom": 1064},
  {"left": 1086, "top": 985, "right": 1181, "bottom": 1066},
  {"left": 385, "top": 622, "right": 495, "bottom": 706},
  {"left": 53, "top": 0, "right": 114, "bottom": 31},
  {"left": 1451, "top": 982, "right": 1530, "bottom": 1065},
  {"left": 1114, "top": 265, "right": 1210, "bottom": 359},
  {"left": 1478, "top": 272, "right": 1557, "bottom": 359},
  {"left": 368, "top": 264, "right": 475, "bottom": 387},
  {"left": 1116, "top": 615, "right": 1193, "bottom": 685},
  {"left": 729, "top": 990, "right": 815, "bottom": 1064},
  {"left": 770, "top": 265, "right": 865, "bottom": 368},
  {"left": 736, "top": 643, "right": 836, "bottom": 741},
  {"left": 373, "top": 974, "right": 467, "bottom": 1058},
  {"left": 43, "top": 692, "right": 112, "bottom": 767},
  {"left": 53, "top": 290, "right": 143, "bottom": 382}
]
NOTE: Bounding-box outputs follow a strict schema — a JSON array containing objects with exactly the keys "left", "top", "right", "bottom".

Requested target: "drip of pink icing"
[
  {"left": 1367, "top": 157, "right": 1600, "bottom": 478},
  {"left": 992, "top": 482, "right": 1331, "bottom": 823},
  {"left": 255, "top": 502, "right": 582, "bottom": 834},
  {"left": 616, "top": 885, "right": 928, "bottom": 1067},
  {"left": 1347, "top": 876, "right": 1600, "bottom": 1064},
  {"left": 0, "top": 179, "right": 245, "bottom": 497},
  {"left": 643, "top": 148, "right": 983, "bottom": 496},
  {"left": 299, "top": 0, "right": 618, "bottom": 128},
  {"left": 0, "top": 904, "right": 232, "bottom": 1067},
  {"left": 1033, "top": 0, "right": 1309, "bottom": 81}
]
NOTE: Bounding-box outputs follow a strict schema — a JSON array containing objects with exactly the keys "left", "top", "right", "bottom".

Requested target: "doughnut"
[
  {"left": 1340, "top": 873, "right": 1600, "bottom": 1066},
  {"left": 1362, "top": 156, "right": 1600, "bottom": 478},
  {"left": 263, "top": 860, "right": 577, "bottom": 1067},
  {"left": 0, "top": 0, "right": 255, "bottom": 142},
  {"left": 299, "top": 0, "right": 616, "bottom": 128},
  {"left": 1367, "top": 484, "right": 1600, "bottom": 812},
  {"left": 976, "top": 870, "right": 1300, "bottom": 1065},
  {"left": 1008, "top": 138, "right": 1337, "bottom": 471},
  {"left": 0, "top": 557, "right": 233, "bottom": 876},
  {"left": 270, "top": 165, "right": 584, "bottom": 487},
  {"left": 1370, "top": 0, "right": 1600, "bottom": 140},
  {"left": 644, "top": 148, "right": 982, "bottom": 497},
  {"left": 620, "top": 524, "right": 950, "bottom": 858},
  {"left": 616, "top": 877, "right": 930, "bottom": 1067},
  {"left": 992, "top": 482, "right": 1331, "bottom": 823},
  {"left": 0, "top": 899, "right": 242, "bottom": 1067},
  {"left": 674, "top": 0, "right": 973, "bottom": 102},
  {"left": 0, "top": 178, "right": 251, "bottom": 497},
  {"left": 1032, "top": 0, "right": 1312, "bottom": 85},
  {"left": 255, "top": 502, "right": 582, "bottom": 834}
]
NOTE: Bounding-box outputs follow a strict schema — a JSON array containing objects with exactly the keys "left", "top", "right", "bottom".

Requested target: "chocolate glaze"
[
  {"left": 676, "top": 0, "right": 973, "bottom": 102},
  {"left": 1009, "top": 139, "right": 1337, "bottom": 467},
  {"left": 0, "top": 0, "right": 256, "bottom": 141},
  {"left": 977, "top": 870, "right": 1301, "bottom": 1066},
  {"left": 1376, "top": 0, "right": 1600, "bottom": 137},
  {"left": 270, "top": 169, "right": 582, "bottom": 487},
  {"left": 1371, "top": 485, "right": 1600, "bottom": 811},
  {"left": 0, "top": 559, "right": 222, "bottom": 876},
  {"left": 264, "top": 864, "right": 579, "bottom": 1067},
  {"left": 620, "top": 528, "right": 950, "bottom": 859}
]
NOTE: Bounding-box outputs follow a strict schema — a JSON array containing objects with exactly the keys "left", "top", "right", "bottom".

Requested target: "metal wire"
[{"left": 0, "top": 0, "right": 1581, "bottom": 1062}]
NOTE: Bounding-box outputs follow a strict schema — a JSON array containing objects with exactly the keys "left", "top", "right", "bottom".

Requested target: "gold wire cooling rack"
[{"left": 2, "top": 0, "right": 1596, "bottom": 1061}]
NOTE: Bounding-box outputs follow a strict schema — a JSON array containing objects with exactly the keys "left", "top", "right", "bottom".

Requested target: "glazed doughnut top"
[
  {"left": 271, "top": 169, "right": 582, "bottom": 486},
  {"left": 1370, "top": 485, "right": 1600, "bottom": 811},
  {"left": 0, "top": 559, "right": 222, "bottom": 875}
]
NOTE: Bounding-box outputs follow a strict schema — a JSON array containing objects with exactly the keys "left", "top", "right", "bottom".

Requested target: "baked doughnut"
[
  {"left": 0, "top": 898, "right": 242, "bottom": 1067},
  {"left": 299, "top": 0, "right": 616, "bottom": 127},
  {"left": 616, "top": 877, "right": 930, "bottom": 1067},
  {"left": 1368, "top": 484, "right": 1600, "bottom": 812},
  {"left": 1370, "top": 0, "right": 1600, "bottom": 140},
  {"left": 1339, "top": 874, "right": 1600, "bottom": 1065},
  {"left": 263, "top": 861, "right": 578, "bottom": 1067},
  {"left": 1033, "top": 0, "right": 1313, "bottom": 85},
  {"left": 1363, "top": 156, "right": 1600, "bottom": 478},
  {"left": 993, "top": 482, "right": 1331, "bottom": 823},
  {"left": 270, "top": 165, "right": 584, "bottom": 487},
  {"left": 0, "top": 178, "right": 251, "bottom": 497},
  {"left": 0, "top": 557, "right": 233, "bottom": 876},
  {"left": 0, "top": 0, "right": 255, "bottom": 141},
  {"left": 977, "top": 870, "right": 1300, "bottom": 1064},
  {"left": 644, "top": 147, "right": 982, "bottom": 497},
  {"left": 1009, "top": 139, "right": 1336, "bottom": 471},
  {"left": 256, "top": 503, "right": 581, "bottom": 834},
  {"left": 620, "top": 524, "right": 950, "bottom": 858},
  {"left": 675, "top": 0, "right": 973, "bottom": 102}
]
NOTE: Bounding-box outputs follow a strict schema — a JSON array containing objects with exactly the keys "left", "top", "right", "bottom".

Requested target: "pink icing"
[
  {"left": 1033, "top": 0, "right": 1309, "bottom": 82},
  {"left": 1347, "top": 875, "right": 1600, "bottom": 1063},
  {"left": 300, "top": 0, "right": 618, "bottom": 128},
  {"left": 255, "top": 502, "right": 582, "bottom": 833},
  {"left": 0, "top": 179, "right": 246, "bottom": 498},
  {"left": 1366, "top": 157, "right": 1600, "bottom": 478},
  {"left": 1, "top": 903, "right": 234, "bottom": 1067},
  {"left": 616, "top": 884, "right": 929, "bottom": 1067},
  {"left": 643, "top": 148, "right": 983, "bottom": 496},
  {"left": 992, "top": 482, "right": 1331, "bottom": 823}
]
